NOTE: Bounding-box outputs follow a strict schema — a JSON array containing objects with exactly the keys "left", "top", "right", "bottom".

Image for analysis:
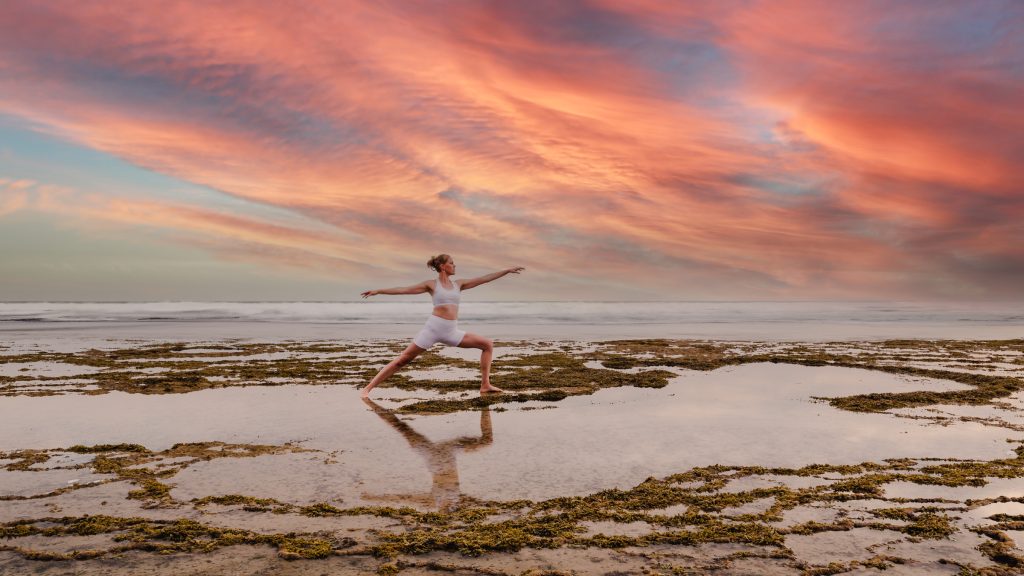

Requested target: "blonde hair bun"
[{"left": 427, "top": 254, "right": 451, "bottom": 272}]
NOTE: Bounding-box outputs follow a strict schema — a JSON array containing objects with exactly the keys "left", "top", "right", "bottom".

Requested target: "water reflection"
[
  {"left": 0, "top": 365, "right": 1015, "bottom": 506},
  {"left": 361, "top": 398, "right": 493, "bottom": 510}
]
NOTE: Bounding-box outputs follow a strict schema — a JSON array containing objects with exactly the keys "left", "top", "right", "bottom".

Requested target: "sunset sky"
[{"left": 1, "top": 1, "right": 1021, "bottom": 301}]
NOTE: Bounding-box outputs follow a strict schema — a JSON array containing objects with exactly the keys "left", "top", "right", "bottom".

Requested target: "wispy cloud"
[
  {"left": 0, "top": 179, "right": 33, "bottom": 215},
  {"left": 1, "top": 0, "right": 1021, "bottom": 298}
]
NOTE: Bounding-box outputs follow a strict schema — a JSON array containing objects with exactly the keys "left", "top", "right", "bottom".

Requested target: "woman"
[{"left": 360, "top": 254, "right": 524, "bottom": 398}]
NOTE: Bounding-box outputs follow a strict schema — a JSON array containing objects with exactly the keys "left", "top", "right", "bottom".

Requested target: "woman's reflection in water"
[{"left": 361, "top": 398, "right": 493, "bottom": 511}]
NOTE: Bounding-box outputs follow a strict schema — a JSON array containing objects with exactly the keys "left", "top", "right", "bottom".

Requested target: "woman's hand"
[
  {"left": 361, "top": 289, "right": 377, "bottom": 298},
  {"left": 506, "top": 267, "right": 525, "bottom": 274}
]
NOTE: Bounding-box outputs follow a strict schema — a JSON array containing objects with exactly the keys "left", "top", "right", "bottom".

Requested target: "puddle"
[
  {"left": 24, "top": 451, "right": 96, "bottom": 470},
  {"left": 773, "top": 505, "right": 843, "bottom": 528},
  {"left": 0, "top": 482, "right": 149, "bottom": 524},
  {"left": 864, "top": 531, "right": 994, "bottom": 571},
  {"left": 721, "top": 496, "right": 776, "bottom": 516},
  {"left": 0, "top": 468, "right": 113, "bottom": 498},
  {"left": 895, "top": 393, "right": 1024, "bottom": 431},
  {"left": 786, "top": 527, "right": 903, "bottom": 563},
  {"left": 0, "top": 363, "right": 1019, "bottom": 509},
  {"left": 3, "top": 337, "right": 1023, "bottom": 571},
  {"left": 0, "top": 362, "right": 101, "bottom": 378},
  {"left": 884, "top": 477, "right": 1024, "bottom": 501},
  {"left": 132, "top": 367, "right": 171, "bottom": 374},
  {"left": 721, "top": 475, "right": 833, "bottom": 494},
  {"left": 580, "top": 519, "right": 654, "bottom": 537},
  {"left": 403, "top": 366, "right": 481, "bottom": 381},
  {"left": 168, "top": 452, "right": 355, "bottom": 504},
  {"left": 963, "top": 501, "right": 1024, "bottom": 523}
]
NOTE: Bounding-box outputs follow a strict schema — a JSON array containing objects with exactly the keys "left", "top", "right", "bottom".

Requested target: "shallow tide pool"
[{"left": 1, "top": 363, "right": 1016, "bottom": 509}]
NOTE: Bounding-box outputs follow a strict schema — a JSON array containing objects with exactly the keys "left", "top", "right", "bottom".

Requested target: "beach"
[
  {"left": 1, "top": 303, "right": 1023, "bottom": 574},
  {"left": 4, "top": 0, "right": 1022, "bottom": 572}
]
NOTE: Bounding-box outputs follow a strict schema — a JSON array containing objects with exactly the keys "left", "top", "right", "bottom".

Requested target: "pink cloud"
[
  {"left": 0, "top": 182, "right": 31, "bottom": 216},
  {"left": 0, "top": 1, "right": 1021, "bottom": 298}
]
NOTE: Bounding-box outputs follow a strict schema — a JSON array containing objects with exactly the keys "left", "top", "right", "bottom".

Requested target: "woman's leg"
[
  {"left": 361, "top": 343, "right": 426, "bottom": 398},
  {"left": 457, "top": 333, "right": 502, "bottom": 393}
]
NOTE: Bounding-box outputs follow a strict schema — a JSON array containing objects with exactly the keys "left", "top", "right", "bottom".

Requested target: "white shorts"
[{"left": 413, "top": 315, "right": 466, "bottom": 349}]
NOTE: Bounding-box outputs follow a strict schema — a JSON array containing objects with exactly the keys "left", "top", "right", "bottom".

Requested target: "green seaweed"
[
  {"left": 66, "top": 444, "right": 150, "bottom": 454},
  {"left": 4, "top": 338, "right": 1024, "bottom": 572},
  {"left": 974, "top": 528, "right": 1024, "bottom": 569},
  {"left": 396, "top": 389, "right": 571, "bottom": 414},
  {"left": 5, "top": 338, "right": 1023, "bottom": 419},
  {"left": 2, "top": 441, "right": 312, "bottom": 507},
  {"left": 0, "top": 449, "right": 50, "bottom": 471},
  {"left": 192, "top": 494, "right": 287, "bottom": 512},
  {"left": 4, "top": 444, "right": 1024, "bottom": 569},
  {"left": 0, "top": 515, "right": 352, "bottom": 560}
]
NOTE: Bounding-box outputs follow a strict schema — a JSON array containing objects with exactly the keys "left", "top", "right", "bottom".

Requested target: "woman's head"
[{"left": 427, "top": 254, "right": 454, "bottom": 273}]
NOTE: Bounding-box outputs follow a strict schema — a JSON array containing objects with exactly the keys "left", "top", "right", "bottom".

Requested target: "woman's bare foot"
[{"left": 480, "top": 384, "right": 503, "bottom": 393}]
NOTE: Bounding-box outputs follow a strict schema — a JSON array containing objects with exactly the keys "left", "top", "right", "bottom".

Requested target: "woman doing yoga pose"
[{"left": 360, "top": 254, "right": 524, "bottom": 398}]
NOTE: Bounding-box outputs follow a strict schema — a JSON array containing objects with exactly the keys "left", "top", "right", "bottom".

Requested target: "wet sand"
[{"left": 1, "top": 335, "right": 1023, "bottom": 574}]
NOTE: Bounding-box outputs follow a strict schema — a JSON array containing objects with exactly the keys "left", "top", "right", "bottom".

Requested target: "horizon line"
[{"left": 1, "top": 299, "right": 1020, "bottom": 305}]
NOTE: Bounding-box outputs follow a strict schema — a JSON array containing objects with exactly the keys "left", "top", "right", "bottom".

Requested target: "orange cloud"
[
  {"left": 720, "top": 1, "right": 1023, "bottom": 193},
  {"left": 0, "top": 181, "right": 31, "bottom": 216},
  {"left": 0, "top": 1, "right": 1021, "bottom": 299}
]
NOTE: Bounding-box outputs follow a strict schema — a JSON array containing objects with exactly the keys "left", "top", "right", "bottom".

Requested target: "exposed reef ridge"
[
  {"left": 2, "top": 339, "right": 1022, "bottom": 418},
  {"left": 3, "top": 441, "right": 1024, "bottom": 573},
  {"left": 2, "top": 338, "right": 1023, "bottom": 573}
]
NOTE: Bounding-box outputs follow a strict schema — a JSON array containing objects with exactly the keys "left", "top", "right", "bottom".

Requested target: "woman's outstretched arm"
[
  {"left": 460, "top": 267, "right": 525, "bottom": 291},
  {"left": 362, "top": 280, "right": 432, "bottom": 298}
]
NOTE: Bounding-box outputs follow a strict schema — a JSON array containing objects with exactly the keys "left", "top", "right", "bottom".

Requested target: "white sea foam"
[
  {"left": 0, "top": 301, "right": 1020, "bottom": 341},
  {"left": 0, "top": 300, "right": 1020, "bottom": 324}
]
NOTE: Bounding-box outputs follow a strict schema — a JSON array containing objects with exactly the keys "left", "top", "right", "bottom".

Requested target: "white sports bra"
[{"left": 432, "top": 279, "right": 461, "bottom": 306}]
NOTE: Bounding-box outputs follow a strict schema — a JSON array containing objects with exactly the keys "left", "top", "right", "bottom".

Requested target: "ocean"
[{"left": 0, "top": 301, "right": 1021, "bottom": 342}]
